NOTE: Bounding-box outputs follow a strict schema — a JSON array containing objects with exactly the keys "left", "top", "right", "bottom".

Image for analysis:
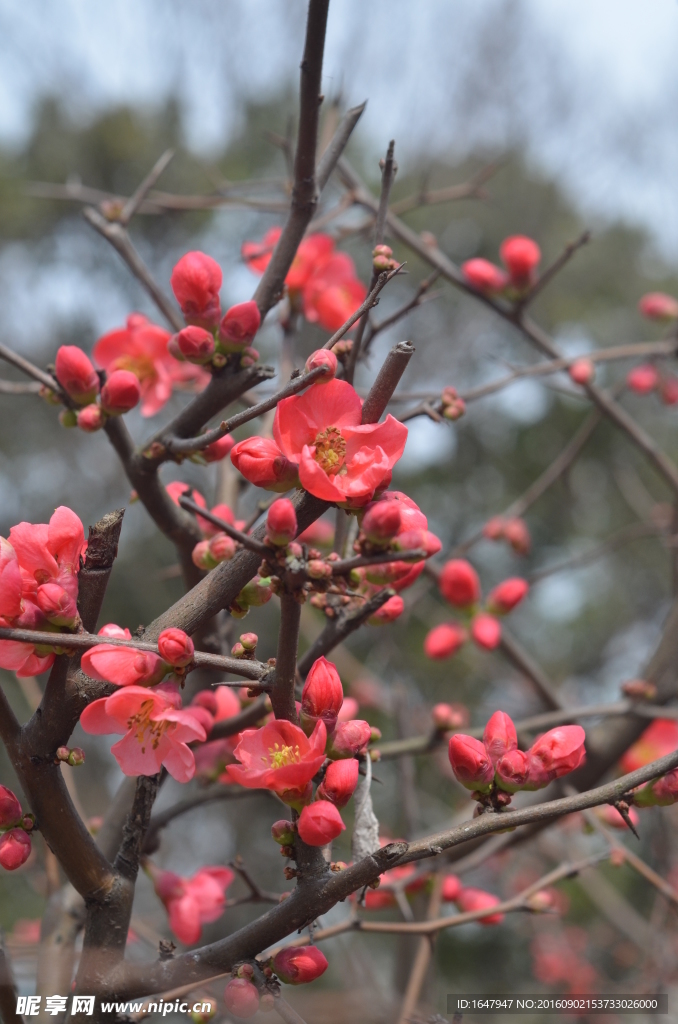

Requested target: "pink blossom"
[
  {"left": 226, "top": 719, "right": 326, "bottom": 804},
  {"left": 81, "top": 645, "right": 168, "bottom": 688},
  {"left": 151, "top": 863, "right": 234, "bottom": 944}
]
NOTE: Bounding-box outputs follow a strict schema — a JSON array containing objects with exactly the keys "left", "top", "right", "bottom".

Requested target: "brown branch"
[
  {"left": 316, "top": 103, "right": 367, "bottom": 191},
  {"left": 273, "top": 594, "right": 302, "bottom": 723},
  {"left": 27, "top": 180, "right": 290, "bottom": 214},
  {"left": 389, "top": 162, "right": 501, "bottom": 216},
  {"left": 78, "top": 509, "right": 125, "bottom": 632},
  {"left": 273, "top": 996, "right": 309, "bottom": 1024},
  {"left": 330, "top": 548, "right": 426, "bottom": 574},
  {"left": 178, "top": 497, "right": 270, "bottom": 557},
  {"left": 209, "top": 695, "right": 270, "bottom": 739},
  {"left": 321, "top": 265, "right": 403, "bottom": 351},
  {"left": 144, "top": 788, "right": 264, "bottom": 855},
  {"left": 0, "top": 378, "right": 41, "bottom": 394},
  {"left": 396, "top": 873, "right": 443, "bottom": 1024},
  {"left": 529, "top": 521, "right": 660, "bottom": 583},
  {"left": 361, "top": 340, "right": 414, "bottom": 424},
  {"left": 0, "top": 340, "right": 66, "bottom": 398},
  {"left": 516, "top": 230, "right": 591, "bottom": 310},
  {"left": 498, "top": 631, "right": 564, "bottom": 711},
  {"left": 297, "top": 590, "right": 395, "bottom": 677},
  {"left": 363, "top": 270, "right": 441, "bottom": 354},
  {"left": 120, "top": 150, "right": 175, "bottom": 225}
]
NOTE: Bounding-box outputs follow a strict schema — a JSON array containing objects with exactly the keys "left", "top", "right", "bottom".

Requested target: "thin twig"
[
  {"left": 516, "top": 230, "right": 591, "bottom": 310},
  {"left": 330, "top": 549, "right": 426, "bottom": 574},
  {"left": 389, "top": 161, "right": 501, "bottom": 216},
  {"left": 321, "top": 265, "right": 404, "bottom": 351},
  {"left": 529, "top": 521, "right": 660, "bottom": 583},
  {"left": 178, "top": 497, "right": 270, "bottom": 557},
  {"left": 0, "top": 341, "right": 64, "bottom": 396},
  {"left": 120, "top": 150, "right": 175, "bottom": 225}
]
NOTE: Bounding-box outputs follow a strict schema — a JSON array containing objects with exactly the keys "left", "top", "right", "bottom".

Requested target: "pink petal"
[
  {"left": 93, "top": 328, "right": 136, "bottom": 368},
  {"left": 167, "top": 894, "right": 201, "bottom": 944},
  {"left": 9, "top": 522, "right": 57, "bottom": 581},
  {"left": 111, "top": 732, "right": 163, "bottom": 776},
  {"left": 343, "top": 415, "right": 408, "bottom": 465},
  {"left": 47, "top": 506, "right": 86, "bottom": 571},
  {"left": 274, "top": 379, "right": 362, "bottom": 459},
  {"left": 0, "top": 556, "right": 23, "bottom": 619},
  {"left": 80, "top": 697, "right": 126, "bottom": 736},
  {"left": 16, "top": 651, "right": 55, "bottom": 677},
  {"left": 298, "top": 446, "right": 345, "bottom": 502},
  {"left": 0, "top": 639, "right": 37, "bottom": 671},
  {"left": 159, "top": 740, "right": 196, "bottom": 783}
]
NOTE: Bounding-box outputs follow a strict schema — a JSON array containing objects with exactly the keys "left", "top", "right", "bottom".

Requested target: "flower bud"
[
  {"left": 231, "top": 436, "right": 300, "bottom": 492},
  {"left": 471, "top": 613, "right": 501, "bottom": 650},
  {"left": 98, "top": 624, "right": 132, "bottom": 639},
  {"left": 442, "top": 874, "right": 462, "bottom": 901},
  {"left": 0, "top": 828, "right": 31, "bottom": 870},
  {"left": 305, "top": 348, "right": 338, "bottom": 382},
  {"left": 171, "top": 252, "right": 222, "bottom": 328},
  {"left": 393, "top": 529, "right": 442, "bottom": 556},
  {"left": 424, "top": 623, "right": 467, "bottom": 660},
  {"left": 308, "top": 559, "right": 332, "bottom": 579},
  {"left": 271, "top": 820, "right": 296, "bottom": 845},
  {"left": 432, "top": 702, "right": 468, "bottom": 731},
  {"left": 361, "top": 501, "right": 402, "bottom": 544},
  {"left": 297, "top": 800, "right": 346, "bottom": 846},
  {"left": 36, "top": 582, "right": 79, "bottom": 627},
  {"left": 448, "top": 734, "right": 494, "bottom": 791},
  {"left": 483, "top": 517, "right": 505, "bottom": 541},
  {"left": 568, "top": 358, "right": 595, "bottom": 386},
  {"left": 638, "top": 292, "right": 678, "bottom": 321},
  {"left": 192, "top": 540, "right": 218, "bottom": 571},
  {"left": 234, "top": 576, "right": 274, "bottom": 615},
  {"left": 203, "top": 434, "right": 234, "bottom": 464},
  {"left": 439, "top": 560, "right": 480, "bottom": 607},
  {"left": 192, "top": 690, "right": 218, "bottom": 715},
  {"left": 267, "top": 499, "right": 298, "bottom": 546},
  {"left": 272, "top": 946, "right": 329, "bottom": 985},
  {"left": 55, "top": 346, "right": 100, "bottom": 405},
  {"left": 327, "top": 720, "right": 372, "bottom": 759},
  {"left": 301, "top": 656, "right": 343, "bottom": 735},
  {"left": 100, "top": 370, "right": 141, "bottom": 414},
  {"left": 495, "top": 749, "right": 530, "bottom": 792},
  {"left": 525, "top": 725, "right": 586, "bottom": 789},
  {"left": 627, "top": 364, "right": 659, "bottom": 395},
  {"left": 483, "top": 711, "right": 518, "bottom": 764},
  {"left": 486, "top": 578, "right": 529, "bottom": 614},
  {"left": 442, "top": 395, "right": 466, "bottom": 420},
  {"left": 499, "top": 235, "right": 541, "bottom": 288},
  {"left": 77, "top": 404, "right": 105, "bottom": 433},
  {"left": 218, "top": 301, "right": 261, "bottom": 351},
  {"left": 176, "top": 326, "right": 215, "bottom": 364},
  {"left": 372, "top": 244, "right": 397, "bottom": 271},
  {"left": 317, "top": 758, "right": 359, "bottom": 808},
  {"left": 368, "top": 595, "right": 404, "bottom": 626},
  {"left": 223, "top": 978, "right": 259, "bottom": 1019},
  {"left": 239, "top": 346, "right": 259, "bottom": 368},
  {"left": 157, "top": 628, "right": 194, "bottom": 668},
  {"left": 208, "top": 533, "right": 237, "bottom": 563},
  {"left": 620, "top": 679, "right": 657, "bottom": 701},
  {"left": 59, "top": 408, "right": 78, "bottom": 428},
  {"left": 503, "top": 517, "right": 530, "bottom": 554},
  {"left": 0, "top": 786, "right": 22, "bottom": 828},
  {"left": 67, "top": 747, "right": 85, "bottom": 767},
  {"left": 461, "top": 258, "right": 508, "bottom": 294},
  {"left": 456, "top": 886, "right": 504, "bottom": 924}
]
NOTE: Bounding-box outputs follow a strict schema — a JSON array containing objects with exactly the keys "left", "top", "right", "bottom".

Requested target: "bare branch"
[
  {"left": 297, "top": 590, "right": 395, "bottom": 677},
  {"left": 321, "top": 265, "right": 404, "bottom": 351},
  {"left": 361, "top": 340, "right": 414, "bottom": 424},
  {"left": 316, "top": 102, "right": 367, "bottom": 191},
  {"left": 330, "top": 548, "right": 426, "bottom": 575},
  {"left": 272, "top": 595, "right": 302, "bottom": 723},
  {"left": 178, "top": 497, "right": 270, "bottom": 557},
  {"left": 0, "top": 341, "right": 65, "bottom": 397},
  {"left": 389, "top": 161, "right": 501, "bottom": 216},
  {"left": 498, "top": 630, "right": 564, "bottom": 711},
  {"left": 120, "top": 150, "right": 175, "bottom": 225},
  {"left": 516, "top": 230, "right": 591, "bottom": 310}
]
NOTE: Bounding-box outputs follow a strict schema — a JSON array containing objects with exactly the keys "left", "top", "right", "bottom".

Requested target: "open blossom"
[
  {"left": 243, "top": 227, "right": 334, "bottom": 291},
  {"left": 303, "top": 252, "right": 367, "bottom": 332},
  {"left": 81, "top": 644, "right": 168, "bottom": 687},
  {"left": 80, "top": 683, "right": 206, "bottom": 782},
  {"left": 150, "top": 863, "right": 234, "bottom": 944},
  {"left": 226, "top": 719, "right": 326, "bottom": 805},
  {"left": 456, "top": 887, "right": 504, "bottom": 925},
  {"left": 93, "top": 313, "right": 208, "bottom": 417},
  {"left": 271, "top": 379, "right": 407, "bottom": 507}
]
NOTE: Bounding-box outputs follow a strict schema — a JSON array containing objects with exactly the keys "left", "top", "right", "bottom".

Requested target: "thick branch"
[
  {"left": 361, "top": 341, "right": 414, "bottom": 424},
  {"left": 273, "top": 595, "right": 302, "bottom": 723}
]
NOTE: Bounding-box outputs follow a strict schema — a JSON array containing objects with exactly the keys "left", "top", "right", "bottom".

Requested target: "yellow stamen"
[
  {"left": 263, "top": 741, "right": 302, "bottom": 769},
  {"left": 313, "top": 426, "right": 346, "bottom": 476}
]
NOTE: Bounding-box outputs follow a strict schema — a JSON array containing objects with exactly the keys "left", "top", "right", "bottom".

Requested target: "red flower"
[
  {"left": 272, "top": 945, "right": 328, "bottom": 985},
  {"left": 266, "top": 499, "right": 298, "bottom": 546},
  {"left": 297, "top": 801, "right": 346, "bottom": 846},
  {"left": 224, "top": 979, "right": 259, "bottom": 1018},
  {"left": 230, "top": 436, "right": 300, "bottom": 492},
  {"left": 243, "top": 228, "right": 335, "bottom": 293},
  {"left": 226, "top": 719, "right": 326, "bottom": 804},
  {"left": 456, "top": 886, "right": 504, "bottom": 925},
  {"left": 471, "top": 613, "right": 501, "bottom": 650},
  {"left": 81, "top": 645, "right": 168, "bottom": 687},
  {"left": 327, "top": 719, "right": 372, "bottom": 759},
  {"left": 638, "top": 292, "right": 678, "bottom": 321},
  {"left": 272, "top": 379, "right": 407, "bottom": 507},
  {"left": 93, "top": 313, "right": 208, "bottom": 417},
  {"left": 499, "top": 235, "right": 541, "bottom": 288},
  {"left": 448, "top": 734, "right": 494, "bottom": 791},
  {"left": 100, "top": 369, "right": 141, "bottom": 414},
  {"left": 317, "top": 758, "right": 359, "bottom": 808},
  {"left": 303, "top": 252, "right": 367, "bottom": 332},
  {"left": 442, "top": 874, "right": 462, "bottom": 901},
  {"left": 55, "top": 346, "right": 100, "bottom": 405},
  {"left": 486, "top": 578, "right": 529, "bottom": 614},
  {"left": 157, "top": 627, "right": 194, "bottom": 668},
  {"left": 568, "top": 358, "right": 595, "bottom": 386},
  {"left": 439, "top": 560, "right": 480, "bottom": 607},
  {"left": 170, "top": 251, "right": 222, "bottom": 328},
  {"left": 368, "top": 594, "right": 405, "bottom": 625},
  {"left": 461, "top": 258, "right": 508, "bottom": 294},
  {"left": 483, "top": 710, "right": 517, "bottom": 765},
  {"left": 80, "top": 683, "right": 206, "bottom": 782},
  {"left": 525, "top": 725, "right": 586, "bottom": 789},
  {"left": 0, "top": 829, "right": 31, "bottom": 871},
  {"left": 0, "top": 786, "right": 22, "bottom": 829},
  {"left": 627, "top": 364, "right": 659, "bottom": 395},
  {"left": 619, "top": 719, "right": 678, "bottom": 774},
  {"left": 150, "top": 863, "right": 234, "bottom": 944}
]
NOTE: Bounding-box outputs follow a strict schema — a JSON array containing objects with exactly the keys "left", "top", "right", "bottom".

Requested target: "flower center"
[
  {"left": 313, "top": 426, "right": 346, "bottom": 476},
  {"left": 127, "top": 700, "right": 171, "bottom": 751},
  {"left": 113, "top": 354, "right": 155, "bottom": 382},
  {"left": 264, "top": 741, "right": 301, "bottom": 769}
]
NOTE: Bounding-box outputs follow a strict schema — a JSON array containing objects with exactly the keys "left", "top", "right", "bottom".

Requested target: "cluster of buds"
[
  {"left": 448, "top": 710, "right": 586, "bottom": 807},
  {"left": 626, "top": 362, "right": 678, "bottom": 405},
  {"left": 440, "top": 386, "right": 466, "bottom": 421},
  {"left": 431, "top": 702, "right": 469, "bottom": 732},
  {"left": 231, "top": 632, "right": 258, "bottom": 660},
  {"left": 372, "top": 244, "right": 399, "bottom": 272},
  {"left": 229, "top": 575, "right": 274, "bottom": 619},
  {"left": 482, "top": 515, "right": 530, "bottom": 555},
  {"left": 190, "top": 497, "right": 245, "bottom": 571},
  {"left": 81, "top": 625, "right": 195, "bottom": 688},
  {"left": 49, "top": 345, "right": 141, "bottom": 432},
  {"left": 222, "top": 943, "right": 328, "bottom": 1013},
  {"left": 56, "top": 746, "right": 85, "bottom": 767},
  {"left": 462, "top": 235, "right": 541, "bottom": 297},
  {"left": 170, "top": 252, "right": 261, "bottom": 370},
  {"left": 424, "top": 560, "right": 529, "bottom": 660},
  {"left": 0, "top": 785, "right": 33, "bottom": 871}
]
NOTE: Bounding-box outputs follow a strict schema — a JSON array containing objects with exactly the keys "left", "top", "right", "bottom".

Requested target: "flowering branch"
[
  {"left": 177, "top": 497, "right": 270, "bottom": 557},
  {"left": 329, "top": 548, "right": 426, "bottom": 575},
  {"left": 297, "top": 589, "right": 395, "bottom": 677},
  {"left": 321, "top": 264, "right": 404, "bottom": 352}
]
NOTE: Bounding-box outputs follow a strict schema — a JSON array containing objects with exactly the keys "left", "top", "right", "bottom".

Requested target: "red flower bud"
[
  {"left": 503, "top": 517, "right": 530, "bottom": 555},
  {"left": 568, "top": 358, "right": 595, "bottom": 386},
  {"left": 432, "top": 702, "right": 468, "bottom": 731},
  {"left": 298, "top": 800, "right": 346, "bottom": 846},
  {"left": 471, "top": 613, "right": 501, "bottom": 650},
  {"left": 176, "top": 326, "right": 215, "bottom": 364},
  {"left": 442, "top": 874, "right": 462, "bottom": 901},
  {"left": 627, "top": 364, "right": 659, "bottom": 395},
  {"left": 461, "top": 258, "right": 508, "bottom": 294},
  {"left": 100, "top": 369, "right": 141, "bottom": 415},
  {"left": 499, "top": 235, "right": 541, "bottom": 288},
  {"left": 203, "top": 434, "right": 234, "bottom": 464},
  {"left": 638, "top": 292, "right": 678, "bottom": 321},
  {"left": 393, "top": 529, "right": 442, "bottom": 556},
  {"left": 171, "top": 252, "right": 222, "bottom": 328},
  {"left": 317, "top": 757, "right": 359, "bottom": 807},
  {"left": 361, "top": 501, "right": 402, "bottom": 544},
  {"left": 439, "top": 560, "right": 480, "bottom": 607},
  {"left": 301, "top": 657, "right": 343, "bottom": 733},
  {"left": 55, "top": 346, "right": 100, "bottom": 405},
  {"left": 525, "top": 725, "right": 586, "bottom": 788},
  {"left": 483, "top": 516, "right": 505, "bottom": 541},
  {"left": 483, "top": 711, "right": 517, "bottom": 764},
  {"left": 267, "top": 498, "right": 298, "bottom": 546},
  {"left": 218, "top": 301, "right": 261, "bottom": 351},
  {"left": 0, "top": 828, "right": 31, "bottom": 870},
  {"left": 208, "top": 533, "right": 237, "bottom": 563},
  {"left": 456, "top": 886, "right": 504, "bottom": 925},
  {"left": 192, "top": 690, "right": 218, "bottom": 715},
  {"left": 98, "top": 624, "right": 132, "bottom": 639},
  {"left": 424, "top": 623, "right": 467, "bottom": 660},
  {"left": 271, "top": 820, "right": 296, "bottom": 845},
  {"left": 36, "top": 582, "right": 79, "bottom": 627},
  {"left": 486, "top": 578, "right": 529, "bottom": 614},
  {"left": 368, "top": 595, "right": 404, "bottom": 625},
  {"left": 223, "top": 978, "right": 259, "bottom": 1019},
  {"left": 328, "top": 719, "right": 372, "bottom": 759},
  {"left": 448, "top": 734, "right": 494, "bottom": 791},
  {"left": 495, "top": 749, "right": 530, "bottom": 792},
  {"left": 0, "top": 786, "right": 22, "bottom": 829},
  {"left": 231, "top": 436, "right": 299, "bottom": 492},
  {"left": 157, "top": 628, "right": 194, "bottom": 668},
  {"left": 192, "top": 540, "right": 218, "bottom": 571},
  {"left": 272, "top": 945, "right": 328, "bottom": 985},
  {"left": 305, "top": 348, "right": 338, "bottom": 382},
  {"left": 67, "top": 747, "right": 86, "bottom": 766},
  {"left": 77, "top": 404, "right": 105, "bottom": 432},
  {"left": 660, "top": 375, "right": 678, "bottom": 406}
]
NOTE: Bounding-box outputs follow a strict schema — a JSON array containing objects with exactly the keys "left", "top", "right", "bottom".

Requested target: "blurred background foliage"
[{"left": 1, "top": 79, "right": 678, "bottom": 1021}]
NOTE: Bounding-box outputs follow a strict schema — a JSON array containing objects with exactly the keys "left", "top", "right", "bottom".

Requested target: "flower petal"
[
  {"left": 274, "top": 379, "right": 362, "bottom": 459},
  {"left": 298, "top": 446, "right": 346, "bottom": 502}
]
